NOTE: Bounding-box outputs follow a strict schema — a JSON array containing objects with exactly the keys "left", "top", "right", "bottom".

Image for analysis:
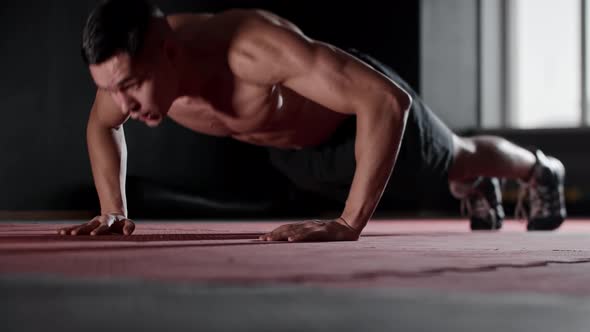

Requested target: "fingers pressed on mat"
[
  {"left": 58, "top": 225, "right": 81, "bottom": 235},
  {"left": 123, "top": 220, "right": 135, "bottom": 235},
  {"left": 90, "top": 224, "right": 110, "bottom": 236},
  {"left": 109, "top": 220, "right": 124, "bottom": 234},
  {"left": 71, "top": 220, "right": 100, "bottom": 236}
]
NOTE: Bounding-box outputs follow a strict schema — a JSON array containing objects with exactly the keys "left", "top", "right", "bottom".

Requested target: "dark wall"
[
  {"left": 0, "top": 1, "right": 420, "bottom": 216},
  {"left": 0, "top": 1, "right": 97, "bottom": 210}
]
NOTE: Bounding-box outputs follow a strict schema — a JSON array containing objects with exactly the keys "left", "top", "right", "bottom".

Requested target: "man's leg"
[
  {"left": 448, "top": 134, "right": 566, "bottom": 231},
  {"left": 345, "top": 48, "right": 566, "bottom": 230},
  {"left": 449, "top": 135, "right": 536, "bottom": 182}
]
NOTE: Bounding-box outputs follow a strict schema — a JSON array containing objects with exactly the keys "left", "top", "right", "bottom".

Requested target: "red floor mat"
[{"left": 1, "top": 219, "right": 590, "bottom": 294}]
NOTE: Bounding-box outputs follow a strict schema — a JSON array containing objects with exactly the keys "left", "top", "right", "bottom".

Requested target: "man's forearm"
[
  {"left": 340, "top": 95, "right": 409, "bottom": 231},
  {"left": 87, "top": 123, "right": 128, "bottom": 217}
]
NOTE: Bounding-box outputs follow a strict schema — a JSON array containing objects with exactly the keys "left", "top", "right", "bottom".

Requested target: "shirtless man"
[{"left": 58, "top": 0, "right": 566, "bottom": 241}]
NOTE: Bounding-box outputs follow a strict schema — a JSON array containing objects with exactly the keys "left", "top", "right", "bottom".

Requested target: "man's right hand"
[{"left": 58, "top": 214, "right": 135, "bottom": 236}]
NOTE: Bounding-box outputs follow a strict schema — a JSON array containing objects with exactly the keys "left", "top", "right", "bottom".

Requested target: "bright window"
[{"left": 507, "top": 0, "right": 581, "bottom": 128}]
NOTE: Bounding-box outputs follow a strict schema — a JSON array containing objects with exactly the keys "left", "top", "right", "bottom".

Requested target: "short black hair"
[{"left": 81, "top": 0, "right": 164, "bottom": 65}]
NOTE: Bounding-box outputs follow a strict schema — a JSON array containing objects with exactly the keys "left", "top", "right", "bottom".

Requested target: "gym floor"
[{"left": 1, "top": 219, "right": 590, "bottom": 331}]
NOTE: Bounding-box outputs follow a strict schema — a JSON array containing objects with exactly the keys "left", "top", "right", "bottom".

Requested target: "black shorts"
[{"left": 267, "top": 49, "right": 455, "bottom": 209}]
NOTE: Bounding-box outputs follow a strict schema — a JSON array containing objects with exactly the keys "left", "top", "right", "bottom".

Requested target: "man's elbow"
[
  {"left": 376, "top": 88, "right": 411, "bottom": 118},
  {"left": 391, "top": 86, "right": 412, "bottom": 114}
]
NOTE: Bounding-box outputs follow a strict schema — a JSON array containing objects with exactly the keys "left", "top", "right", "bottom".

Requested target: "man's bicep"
[
  {"left": 285, "top": 44, "right": 413, "bottom": 115},
  {"left": 282, "top": 44, "right": 372, "bottom": 114},
  {"left": 228, "top": 19, "right": 409, "bottom": 114}
]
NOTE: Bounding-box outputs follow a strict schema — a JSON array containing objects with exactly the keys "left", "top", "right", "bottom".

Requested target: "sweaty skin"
[{"left": 59, "top": 9, "right": 411, "bottom": 241}]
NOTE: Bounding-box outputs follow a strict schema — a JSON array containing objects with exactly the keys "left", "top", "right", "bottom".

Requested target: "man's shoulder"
[
  {"left": 166, "top": 13, "right": 214, "bottom": 33},
  {"left": 165, "top": 9, "right": 270, "bottom": 33},
  {"left": 164, "top": 10, "right": 276, "bottom": 49}
]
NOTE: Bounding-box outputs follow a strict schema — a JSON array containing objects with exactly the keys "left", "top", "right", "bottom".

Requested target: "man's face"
[{"left": 89, "top": 47, "right": 177, "bottom": 127}]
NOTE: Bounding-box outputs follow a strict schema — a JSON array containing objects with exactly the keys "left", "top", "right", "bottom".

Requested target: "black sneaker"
[
  {"left": 450, "top": 177, "right": 505, "bottom": 230},
  {"left": 515, "top": 150, "right": 566, "bottom": 231}
]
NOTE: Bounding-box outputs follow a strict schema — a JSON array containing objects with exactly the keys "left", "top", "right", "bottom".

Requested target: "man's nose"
[{"left": 125, "top": 102, "right": 141, "bottom": 116}]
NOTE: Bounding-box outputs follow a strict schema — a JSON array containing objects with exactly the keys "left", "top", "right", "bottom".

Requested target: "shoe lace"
[
  {"left": 515, "top": 181, "right": 553, "bottom": 220},
  {"left": 460, "top": 193, "right": 493, "bottom": 220}
]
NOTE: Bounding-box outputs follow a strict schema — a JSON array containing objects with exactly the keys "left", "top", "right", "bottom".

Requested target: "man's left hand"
[{"left": 260, "top": 218, "right": 360, "bottom": 242}]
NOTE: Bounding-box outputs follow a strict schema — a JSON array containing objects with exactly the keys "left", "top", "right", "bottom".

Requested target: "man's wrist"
[
  {"left": 106, "top": 212, "right": 127, "bottom": 219},
  {"left": 103, "top": 213, "right": 128, "bottom": 226},
  {"left": 337, "top": 216, "right": 364, "bottom": 234},
  {"left": 101, "top": 209, "right": 127, "bottom": 217}
]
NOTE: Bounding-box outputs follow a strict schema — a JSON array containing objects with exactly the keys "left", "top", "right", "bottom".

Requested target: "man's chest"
[{"left": 167, "top": 79, "right": 283, "bottom": 136}]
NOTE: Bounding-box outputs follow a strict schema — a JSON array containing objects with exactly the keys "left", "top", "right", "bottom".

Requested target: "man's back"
[{"left": 161, "top": 10, "right": 351, "bottom": 149}]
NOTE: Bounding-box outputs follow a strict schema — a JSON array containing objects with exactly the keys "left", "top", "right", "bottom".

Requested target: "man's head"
[{"left": 82, "top": 0, "right": 178, "bottom": 127}]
